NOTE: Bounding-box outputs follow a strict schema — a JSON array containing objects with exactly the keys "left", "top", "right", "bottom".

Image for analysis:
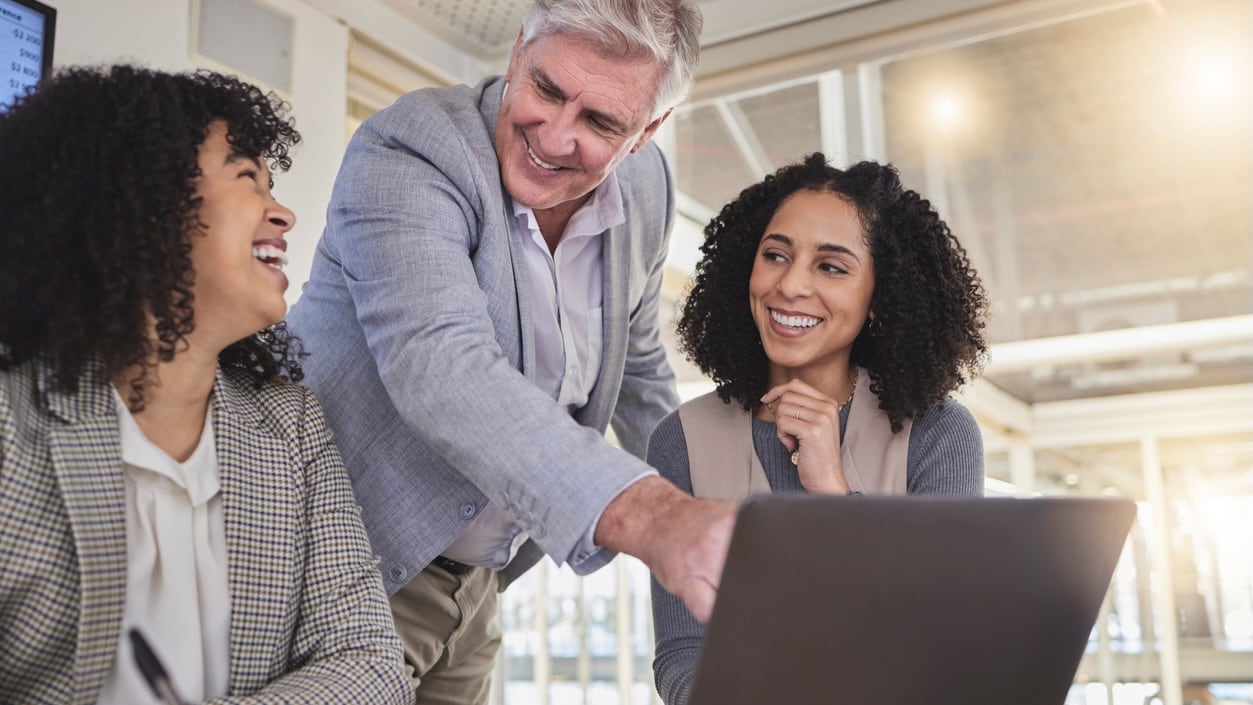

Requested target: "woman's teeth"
[
  {"left": 771, "top": 310, "right": 820, "bottom": 328},
  {"left": 252, "top": 245, "right": 288, "bottom": 269}
]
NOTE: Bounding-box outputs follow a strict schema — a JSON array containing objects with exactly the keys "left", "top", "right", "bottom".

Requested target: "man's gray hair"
[{"left": 520, "top": 0, "right": 703, "bottom": 120}]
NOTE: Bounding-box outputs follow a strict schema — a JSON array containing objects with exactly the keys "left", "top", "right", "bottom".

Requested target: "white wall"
[
  {"left": 53, "top": 0, "right": 194, "bottom": 70},
  {"left": 50, "top": 0, "right": 349, "bottom": 306}
]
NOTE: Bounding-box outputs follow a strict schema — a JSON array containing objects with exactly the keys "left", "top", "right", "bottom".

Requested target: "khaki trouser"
[{"left": 389, "top": 561, "right": 501, "bottom": 705}]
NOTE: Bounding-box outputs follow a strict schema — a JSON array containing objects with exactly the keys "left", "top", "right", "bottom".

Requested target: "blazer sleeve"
[
  {"left": 610, "top": 147, "right": 681, "bottom": 459},
  {"left": 646, "top": 412, "right": 704, "bottom": 705},
  {"left": 321, "top": 115, "right": 651, "bottom": 564},
  {"left": 207, "top": 390, "right": 411, "bottom": 705}
]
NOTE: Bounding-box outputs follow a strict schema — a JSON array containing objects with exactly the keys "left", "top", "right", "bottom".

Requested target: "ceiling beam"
[
  {"left": 986, "top": 315, "right": 1253, "bottom": 376},
  {"left": 1028, "top": 383, "right": 1253, "bottom": 449}
]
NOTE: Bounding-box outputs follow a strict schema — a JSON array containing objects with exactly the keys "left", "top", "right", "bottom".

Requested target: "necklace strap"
[{"left": 837, "top": 368, "right": 859, "bottom": 409}]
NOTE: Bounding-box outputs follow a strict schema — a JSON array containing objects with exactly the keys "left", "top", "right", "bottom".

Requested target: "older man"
[{"left": 286, "top": 1, "right": 732, "bottom": 702}]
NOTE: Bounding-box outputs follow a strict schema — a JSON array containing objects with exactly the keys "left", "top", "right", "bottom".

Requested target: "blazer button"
[
  {"left": 388, "top": 566, "right": 406, "bottom": 583},
  {"left": 461, "top": 503, "right": 477, "bottom": 519}
]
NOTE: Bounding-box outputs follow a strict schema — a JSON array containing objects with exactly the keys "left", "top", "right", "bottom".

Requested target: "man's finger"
[{"left": 681, "top": 579, "right": 719, "bottom": 623}]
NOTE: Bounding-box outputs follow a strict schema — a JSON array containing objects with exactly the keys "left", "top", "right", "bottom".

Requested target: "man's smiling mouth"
[{"left": 526, "top": 139, "right": 561, "bottom": 171}]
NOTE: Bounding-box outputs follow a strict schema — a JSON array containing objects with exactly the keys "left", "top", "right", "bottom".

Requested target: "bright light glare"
[
  {"left": 1176, "top": 40, "right": 1249, "bottom": 111},
  {"left": 931, "top": 93, "right": 963, "bottom": 129},
  {"left": 1192, "top": 53, "right": 1233, "bottom": 101}
]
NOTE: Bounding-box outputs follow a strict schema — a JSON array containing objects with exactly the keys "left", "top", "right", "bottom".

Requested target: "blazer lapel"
[
  {"left": 43, "top": 364, "right": 128, "bottom": 704},
  {"left": 481, "top": 77, "right": 536, "bottom": 380},
  {"left": 504, "top": 201, "right": 537, "bottom": 380},
  {"left": 213, "top": 373, "right": 300, "bottom": 694}
]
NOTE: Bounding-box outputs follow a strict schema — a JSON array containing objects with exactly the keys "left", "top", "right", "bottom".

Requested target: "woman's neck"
[{"left": 114, "top": 344, "right": 218, "bottom": 462}]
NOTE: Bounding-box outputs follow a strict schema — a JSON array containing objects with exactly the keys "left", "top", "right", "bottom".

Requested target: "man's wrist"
[{"left": 593, "top": 475, "right": 688, "bottom": 562}]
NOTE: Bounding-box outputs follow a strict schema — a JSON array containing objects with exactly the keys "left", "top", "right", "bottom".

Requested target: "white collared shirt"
[
  {"left": 439, "top": 170, "right": 624, "bottom": 569},
  {"left": 97, "top": 389, "right": 230, "bottom": 705},
  {"left": 516, "top": 172, "right": 619, "bottom": 409}
]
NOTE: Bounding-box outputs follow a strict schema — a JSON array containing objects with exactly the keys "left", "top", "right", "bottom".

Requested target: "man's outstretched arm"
[{"left": 595, "top": 476, "right": 736, "bottom": 622}]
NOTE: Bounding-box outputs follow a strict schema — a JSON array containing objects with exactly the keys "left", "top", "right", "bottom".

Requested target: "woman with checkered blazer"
[{"left": 0, "top": 66, "right": 412, "bottom": 705}]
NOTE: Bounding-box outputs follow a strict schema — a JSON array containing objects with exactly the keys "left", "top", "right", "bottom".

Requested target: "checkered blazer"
[{"left": 0, "top": 357, "right": 412, "bottom": 705}]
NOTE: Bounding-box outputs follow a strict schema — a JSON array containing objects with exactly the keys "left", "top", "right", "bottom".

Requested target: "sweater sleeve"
[
  {"left": 906, "top": 398, "right": 985, "bottom": 496},
  {"left": 646, "top": 411, "right": 702, "bottom": 705}
]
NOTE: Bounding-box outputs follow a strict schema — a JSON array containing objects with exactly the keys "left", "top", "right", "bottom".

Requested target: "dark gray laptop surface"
[{"left": 687, "top": 495, "right": 1136, "bottom": 705}]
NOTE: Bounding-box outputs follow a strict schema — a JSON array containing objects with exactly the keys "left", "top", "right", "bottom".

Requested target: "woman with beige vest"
[{"left": 648, "top": 154, "right": 989, "bottom": 705}]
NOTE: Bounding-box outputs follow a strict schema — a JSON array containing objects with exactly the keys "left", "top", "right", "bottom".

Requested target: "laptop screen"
[{"left": 688, "top": 495, "right": 1135, "bottom": 705}]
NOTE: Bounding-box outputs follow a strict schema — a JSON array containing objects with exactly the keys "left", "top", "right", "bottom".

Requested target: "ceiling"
[{"left": 373, "top": 0, "right": 885, "bottom": 61}]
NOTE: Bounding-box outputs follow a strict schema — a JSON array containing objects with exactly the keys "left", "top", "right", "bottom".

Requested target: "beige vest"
[{"left": 678, "top": 369, "right": 911, "bottom": 500}]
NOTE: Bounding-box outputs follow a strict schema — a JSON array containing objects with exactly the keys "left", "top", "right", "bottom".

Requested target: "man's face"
[{"left": 495, "top": 31, "right": 669, "bottom": 224}]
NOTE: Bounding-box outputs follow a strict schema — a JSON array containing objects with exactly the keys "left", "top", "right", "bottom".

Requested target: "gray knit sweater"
[{"left": 647, "top": 398, "right": 985, "bottom": 705}]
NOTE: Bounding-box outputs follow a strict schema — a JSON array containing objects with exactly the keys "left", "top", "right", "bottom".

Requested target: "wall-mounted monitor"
[{"left": 1, "top": 0, "right": 56, "bottom": 111}]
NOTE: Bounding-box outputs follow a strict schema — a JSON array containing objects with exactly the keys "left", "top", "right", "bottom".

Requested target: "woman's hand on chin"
[{"left": 761, "top": 378, "right": 851, "bottom": 494}]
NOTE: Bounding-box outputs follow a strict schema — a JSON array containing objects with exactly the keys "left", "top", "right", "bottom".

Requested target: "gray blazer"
[
  {"left": 286, "top": 76, "right": 679, "bottom": 593},
  {"left": 0, "top": 358, "right": 410, "bottom": 705}
]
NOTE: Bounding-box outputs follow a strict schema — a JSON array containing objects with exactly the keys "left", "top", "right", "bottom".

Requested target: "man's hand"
[{"left": 595, "top": 476, "right": 736, "bottom": 622}]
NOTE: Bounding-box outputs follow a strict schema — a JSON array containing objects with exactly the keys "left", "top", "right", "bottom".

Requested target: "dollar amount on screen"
[
  {"left": 12, "top": 29, "right": 39, "bottom": 45},
  {"left": 19, "top": 48, "right": 38, "bottom": 61}
]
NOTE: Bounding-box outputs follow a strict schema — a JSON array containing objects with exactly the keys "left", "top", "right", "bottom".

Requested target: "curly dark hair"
[
  {"left": 0, "top": 65, "right": 304, "bottom": 406},
  {"left": 679, "top": 153, "right": 988, "bottom": 431}
]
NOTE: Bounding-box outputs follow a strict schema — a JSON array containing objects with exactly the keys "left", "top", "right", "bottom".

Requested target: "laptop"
[{"left": 687, "top": 495, "right": 1136, "bottom": 705}]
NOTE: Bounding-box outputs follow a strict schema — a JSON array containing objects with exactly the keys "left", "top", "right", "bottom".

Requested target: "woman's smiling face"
[
  {"left": 748, "top": 189, "right": 875, "bottom": 385},
  {"left": 185, "top": 120, "right": 296, "bottom": 350}
]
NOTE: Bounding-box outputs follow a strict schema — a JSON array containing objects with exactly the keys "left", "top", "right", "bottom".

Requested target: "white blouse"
[{"left": 97, "top": 389, "right": 231, "bottom": 705}]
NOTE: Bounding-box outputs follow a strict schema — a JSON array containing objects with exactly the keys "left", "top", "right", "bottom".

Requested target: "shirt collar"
[
  {"left": 113, "top": 387, "right": 219, "bottom": 503},
  {"left": 510, "top": 169, "right": 625, "bottom": 241}
]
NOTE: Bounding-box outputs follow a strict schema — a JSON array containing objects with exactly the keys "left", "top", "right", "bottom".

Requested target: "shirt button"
[
  {"left": 461, "top": 503, "right": 477, "bottom": 518},
  {"left": 388, "top": 566, "right": 406, "bottom": 583}
]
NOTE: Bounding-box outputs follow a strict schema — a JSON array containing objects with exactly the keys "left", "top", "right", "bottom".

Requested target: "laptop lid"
[{"left": 687, "top": 495, "right": 1136, "bottom": 705}]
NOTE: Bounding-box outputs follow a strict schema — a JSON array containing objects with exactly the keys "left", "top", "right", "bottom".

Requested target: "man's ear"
[
  {"left": 505, "top": 27, "right": 526, "bottom": 81},
  {"left": 630, "top": 108, "right": 673, "bottom": 153}
]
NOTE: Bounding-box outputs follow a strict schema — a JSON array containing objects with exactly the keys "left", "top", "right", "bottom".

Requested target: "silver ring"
[{"left": 795, "top": 408, "right": 803, "bottom": 421}]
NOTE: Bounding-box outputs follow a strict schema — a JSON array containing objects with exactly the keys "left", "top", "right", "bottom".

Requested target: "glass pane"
[
  {"left": 673, "top": 81, "right": 824, "bottom": 213},
  {"left": 673, "top": 104, "right": 757, "bottom": 212},
  {"left": 735, "top": 81, "right": 824, "bottom": 172}
]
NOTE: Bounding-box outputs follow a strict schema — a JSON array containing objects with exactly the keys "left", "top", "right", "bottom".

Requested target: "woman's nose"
[
  {"left": 776, "top": 264, "right": 811, "bottom": 297},
  {"left": 268, "top": 198, "right": 296, "bottom": 232}
]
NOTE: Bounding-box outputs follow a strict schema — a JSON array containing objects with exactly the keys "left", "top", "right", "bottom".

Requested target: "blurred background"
[{"left": 39, "top": 0, "right": 1253, "bottom": 702}]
